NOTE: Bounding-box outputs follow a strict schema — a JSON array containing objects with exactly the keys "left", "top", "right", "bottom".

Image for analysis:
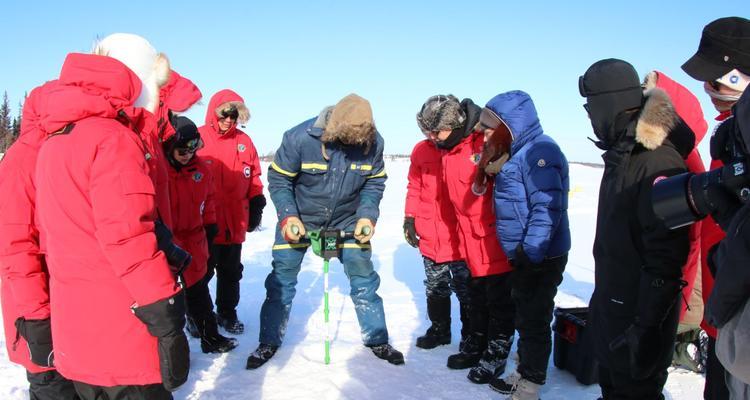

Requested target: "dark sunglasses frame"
[
  {"left": 176, "top": 148, "right": 197, "bottom": 156},
  {"left": 220, "top": 108, "right": 239, "bottom": 120}
]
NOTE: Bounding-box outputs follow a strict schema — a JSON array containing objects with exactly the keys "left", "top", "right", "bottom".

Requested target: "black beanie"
[
  {"left": 169, "top": 115, "right": 201, "bottom": 150},
  {"left": 580, "top": 59, "right": 644, "bottom": 149},
  {"left": 163, "top": 114, "right": 202, "bottom": 169}
]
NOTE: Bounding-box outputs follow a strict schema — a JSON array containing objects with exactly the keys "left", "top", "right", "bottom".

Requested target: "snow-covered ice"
[{"left": 0, "top": 159, "right": 705, "bottom": 399}]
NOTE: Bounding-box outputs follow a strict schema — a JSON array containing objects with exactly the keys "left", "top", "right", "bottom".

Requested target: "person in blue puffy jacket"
[{"left": 478, "top": 90, "right": 570, "bottom": 399}]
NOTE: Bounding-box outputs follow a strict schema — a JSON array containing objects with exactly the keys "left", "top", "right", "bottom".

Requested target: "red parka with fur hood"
[
  {"left": 405, "top": 139, "right": 462, "bottom": 263},
  {"left": 0, "top": 82, "right": 56, "bottom": 373},
  {"left": 199, "top": 90, "right": 263, "bottom": 245},
  {"left": 34, "top": 53, "right": 180, "bottom": 386}
]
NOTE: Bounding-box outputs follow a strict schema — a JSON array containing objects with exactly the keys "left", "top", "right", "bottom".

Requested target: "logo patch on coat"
[
  {"left": 238, "top": 144, "right": 246, "bottom": 153},
  {"left": 537, "top": 159, "right": 546, "bottom": 167},
  {"left": 193, "top": 172, "right": 203, "bottom": 182},
  {"left": 243, "top": 166, "right": 251, "bottom": 178},
  {"left": 470, "top": 153, "right": 481, "bottom": 165}
]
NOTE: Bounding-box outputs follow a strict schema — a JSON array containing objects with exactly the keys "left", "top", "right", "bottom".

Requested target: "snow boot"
[
  {"left": 196, "top": 315, "right": 239, "bottom": 354},
  {"left": 490, "top": 371, "right": 542, "bottom": 399},
  {"left": 467, "top": 334, "right": 514, "bottom": 384},
  {"left": 416, "top": 296, "right": 451, "bottom": 349},
  {"left": 185, "top": 315, "right": 200, "bottom": 338},
  {"left": 216, "top": 311, "right": 244, "bottom": 335},
  {"left": 447, "top": 332, "right": 486, "bottom": 369},
  {"left": 368, "top": 343, "right": 405, "bottom": 365},
  {"left": 459, "top": 302, "right": 471, "bottom": 352},
  {"left": 672, "top": 329, "right": 704, "bottom": 373},
  {"left": 245, "top": 343, "right": 279, "bottom": 369}
]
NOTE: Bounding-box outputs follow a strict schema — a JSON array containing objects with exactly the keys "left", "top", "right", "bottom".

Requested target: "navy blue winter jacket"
[
  {"left": 268, "top": 111, "right": 387, "bottom": 231},
  {"left": 490, "top": 91, "right": 570, "bottom": 264}
]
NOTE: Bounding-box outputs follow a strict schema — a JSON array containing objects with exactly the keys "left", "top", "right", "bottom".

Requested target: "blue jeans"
[{"left": 259, "top": 226, "right": 389, "bottom": 347}]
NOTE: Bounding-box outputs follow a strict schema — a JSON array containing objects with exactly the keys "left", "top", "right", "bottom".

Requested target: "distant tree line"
[{"left": 0, "top": 91, "right": 23, "bottom": 154}]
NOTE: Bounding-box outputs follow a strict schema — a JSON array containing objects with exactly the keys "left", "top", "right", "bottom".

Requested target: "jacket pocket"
[{"left": 470, "top": 220, "right": 504, "bottom": 264}]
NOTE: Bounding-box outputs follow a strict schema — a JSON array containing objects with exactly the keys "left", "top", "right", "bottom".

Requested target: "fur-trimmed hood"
[
  {"left": 635, "top": 87, "right": 695, "bottom": 157},
  {"left": 92, "top": 33, "right": 170, "bottom": 114},
  {"left": 204, "top": 89, "right": 249, "bottom": 136}
]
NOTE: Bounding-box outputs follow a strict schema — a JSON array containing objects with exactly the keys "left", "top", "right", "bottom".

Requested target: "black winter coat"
[
  {"left": 589, "top": 89, "right": 692, "bottom": 373},
  {"left": 706, "top": 194, "right": 750, "bottom": 328}
]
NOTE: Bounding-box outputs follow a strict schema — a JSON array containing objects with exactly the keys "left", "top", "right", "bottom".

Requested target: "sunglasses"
[
  {"left": 220, "top": 108, "right": 239, "bottom": 121},
  {"left": 176, "top": 148, "right": 197, "bottom": 156}
]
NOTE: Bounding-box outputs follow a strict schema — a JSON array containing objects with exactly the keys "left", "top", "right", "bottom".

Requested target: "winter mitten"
[
  {"left": 205, "top": 223, "right": 218, "bottom": 245},
  {"left": 281, "top": 216, "right": 305, "bottom": 243},
  {"left": 354, "top": 218, "right": 375, "bottom": 243},
  {"left": 403, "top": 217, "right": 419, "bottom": 248},
  {"left": 247, "top": 195, "right": 267, "bottom": 232},
  {"left": 14, "top": 318, "right": 54, "bottom": 367},
  {"left": 155, "top": 219, "right": 192, "bottom": 276},
  {"left": 132, "top": 291, "right": 190, "bottom": 391}
]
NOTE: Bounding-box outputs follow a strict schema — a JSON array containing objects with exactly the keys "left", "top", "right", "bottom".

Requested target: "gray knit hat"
[{"left": 416, "top": 94, "right": 466, "bottom": 134}]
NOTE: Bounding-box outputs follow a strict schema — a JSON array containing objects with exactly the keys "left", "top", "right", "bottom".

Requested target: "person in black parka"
[{"left": 579, "top": 59, "right": 694, "bottom": 400}]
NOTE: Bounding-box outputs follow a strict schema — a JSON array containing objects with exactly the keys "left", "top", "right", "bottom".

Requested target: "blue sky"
[{"left": 0, "top": 1, "right": 745, "bottom": 162}]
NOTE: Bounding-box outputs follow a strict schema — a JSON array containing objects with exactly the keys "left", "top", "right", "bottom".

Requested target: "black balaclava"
[
  {"left": 437, "top": 98, "right": 481, "bottom": 150},
  {"left": 579, "top": 59, "right": 644, "bottom": 150},
  {"left": 163, "top": 113, "right": 202, "bottom": 170}
]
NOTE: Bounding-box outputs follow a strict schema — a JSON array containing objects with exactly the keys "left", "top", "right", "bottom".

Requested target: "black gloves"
[
  {"left": 154, "top": 219, "right": 192, "bottom": 276},
  {"left": 512, "top": 244, "right": 541, "bottom": 272},
  {"left": 611, "top": 323, "right": 661, "bottom": 380},
  {"left": 707, "top": 184, "right": 742, "bottom": 232},
  {"left": 248, "top": 195, "right": 267, "bottom": 232},
  {"left": 403, "top": 217, "right": 419, "bottom": 248},
  {"left": 132, "top": 291, "right": 190, "bottom": 391},
  {"left": 14, "top": 317, "right": 54, "bottom": 367},
  {"left": 205, "top": 223, "right": 218, "bottom": 245},
  {"left": 610, "top": 274, "right": 684, "bottom": 380}
]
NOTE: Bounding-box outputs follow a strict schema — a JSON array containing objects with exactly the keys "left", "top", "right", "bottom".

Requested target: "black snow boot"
[
  {"left": 447, "top": 332, "right": 487, "bottom": 369},
  {"left": 368, "top": 343, "right": 405, "bottom": 365},
  {"left": 459, "top": 302, "right": 472, "bottom": 351},
  {"left": 246, "top": 343, "right": 279, "bottom": 370},
  {"left": 467, "top": 334, "right": 514, "bottom": 384},
  {"left": 416, "top": 296, "right": 451, "bottom": 349},
  {"left": 195, "top": 315, "right": 239, "bottom": 354},
  {"left": 216, "top": 311, "right": 244, "bottom": 335},
  {"left": 185, "top": 315, "right": 200, "bottom": 338}
]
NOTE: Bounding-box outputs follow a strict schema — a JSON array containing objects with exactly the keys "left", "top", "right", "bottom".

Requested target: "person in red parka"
[
  {"left": 163, "top": 114, "right": 239, "bottom": 354},
  {"left": 199, "top": 89, "right": 265, "bottom": 334},
  {"left": 643, "top": 70, "right": 709, "bottom": 374},
  {"left": 681, "top": 16, "right": 750, "bottom": 400},
  {"left": 34, "top": 34, "right": 189, "bottom": 400},
  {"left": 0, "top": 82, "right": 79, "bottom": 400},
  {"left": 415, "top": 95, "right": 515, "bottom": 384},
  {"left": 404, "top": 137, "right": 471, "bottom": 351}
]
